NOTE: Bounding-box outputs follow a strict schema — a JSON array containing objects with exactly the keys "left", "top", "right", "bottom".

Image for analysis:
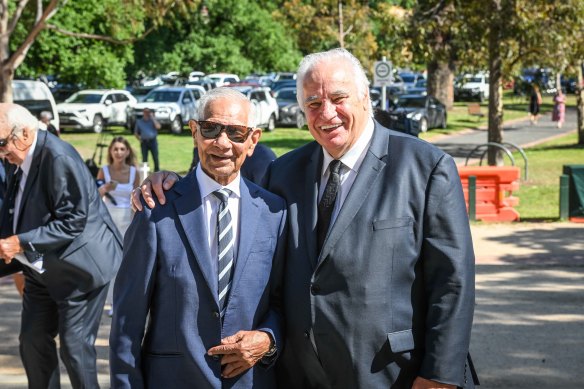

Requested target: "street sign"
[{"left": 374, "top": 60, "right": 393, "bottom": 87}]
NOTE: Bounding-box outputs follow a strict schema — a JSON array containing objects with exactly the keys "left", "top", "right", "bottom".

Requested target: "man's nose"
[
  {"left": 321, "top": 100, "right": 336, "bottom": 119},
  {"left": 215, "top": 132, "right": 232, "bottom": 147}
]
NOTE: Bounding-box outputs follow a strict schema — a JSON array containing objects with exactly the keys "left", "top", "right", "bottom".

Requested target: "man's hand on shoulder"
[
  {"left": 207, "top": 330, "right": 272, "bottom": 378},
  {"left": 131, "top": 170, "right": 180, "bottom": 212},
  {"left": 412, "top": 376, "right": 457, "bottom": 389}
]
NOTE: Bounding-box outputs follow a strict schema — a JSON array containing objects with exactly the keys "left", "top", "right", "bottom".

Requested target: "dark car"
[
  {"left": 271, "top": 79, "right": 297, "bottom": 92},
  {"left": 274, "top": 87, "right": 301, "bottom": 126},
  {"left": 387, "top": 95, "right": 447, "bottom": 135}
]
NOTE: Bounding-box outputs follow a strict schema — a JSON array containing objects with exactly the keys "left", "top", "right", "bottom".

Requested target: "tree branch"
[
  {"left": 45, "top": 23, "right": 157, "bottom": 44},
  {"left": 6, "top": 0, "right": 28, "bottom": 35}
]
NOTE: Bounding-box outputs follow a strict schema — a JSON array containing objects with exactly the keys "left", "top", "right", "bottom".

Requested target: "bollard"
[
  {"left": 468, "top": 175, "right": 476, "bottom": 221},
  {"left": 139, "top": 162, "right": 150, "bottom": 184},
  {"left": 559, "top": 174, "right": 569, "bottom": 220}
]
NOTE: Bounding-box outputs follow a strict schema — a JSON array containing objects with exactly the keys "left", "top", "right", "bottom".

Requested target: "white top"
[
  {"left": 318, "top": 117, "right": 375, "bottom": 228},
  {"left": 196, "top": 164, "right": 241, "bottom": 262},
  {"left": 102, "top": 165, "right": 136, "bottom": 209}
]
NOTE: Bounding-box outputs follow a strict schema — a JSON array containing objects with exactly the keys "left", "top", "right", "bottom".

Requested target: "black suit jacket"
[
  {"left": 265, "top": 122, "right": 476, "bottom": 388},
  {"left": 0, "top": 131, "right": 122, "bottom": 300}
]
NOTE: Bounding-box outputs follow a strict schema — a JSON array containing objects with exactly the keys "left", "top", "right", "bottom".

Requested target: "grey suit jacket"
[
  {"left": 1, "top": 131, "right": 122, "bottom": 300},
  {"left": 265, "top": 122, "right": 476, "bottom": 388},
  {"left": 110, "top": 171, "right": 287, "bottom": 389}
]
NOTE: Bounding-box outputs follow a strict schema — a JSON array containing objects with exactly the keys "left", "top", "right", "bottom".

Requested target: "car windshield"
[
  {"left": 65, "top": 93, "right": 103, "bottom": 104},
  {"left": 143, "top": 91, "right": 181, "bottom": 102},
  {"left": 401, "top": 75, "right": 416, "bottom": 83},
  {"left": 397, "top": 97, "right": 426, "bottom": 108},
  {"left": 276, "top": 90, "right": 297, "bottom": 100},
  {"left": 465, "top": 76, "right": 483, "bottom": 83},
  {"left": 415, "top": 79, "right": 427, "bottom": 87}
]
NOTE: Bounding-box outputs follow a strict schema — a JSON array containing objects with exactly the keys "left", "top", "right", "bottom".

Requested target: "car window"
[
  {"left": 250, "top": 91, "right": 266, "bottom": 102},
  {"left": 144, "top": 91, "right": 181, "bottom": 102},
  {"left": 116, "top": 93, "right": 129, "bottom": 102},
  {"left": 182, "top": 91, "right": 192, "bottom": 103},
  {"left": 191, "top": 89, "right": 201, "bottom": 99},
  {"left": 65, "top": 93, "right": 103, "bottom": 104},
  {"left": 225, "top": 77, "right": 237, "bottom": 84},
  {"left": 397, "top": 97, "right": 426, "bottom": 108}
]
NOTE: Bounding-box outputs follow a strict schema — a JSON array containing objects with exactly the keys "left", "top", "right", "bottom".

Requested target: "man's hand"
[
  {"left": 0, "top": 235, "right": 23, "bottom": 263},
  {"left": 131, "top": 171, "right": 180, "bottom": 212},
  {"left": 412, "top": 376, "right": 457, "bottom": 389},
  {"left": 207, "top": 330, "right": 272, "bottom": 379}
]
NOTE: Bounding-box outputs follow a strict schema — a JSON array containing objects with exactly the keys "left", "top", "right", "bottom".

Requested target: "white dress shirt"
[
  {"left": 13, "top": 131, "right": 38, "bottom": 233},
  {"left": 196, "top": 164, "right": 241, "bottom": 262},
  {"left": 318, "top": 117, "right": 374, "bottom": 228}
]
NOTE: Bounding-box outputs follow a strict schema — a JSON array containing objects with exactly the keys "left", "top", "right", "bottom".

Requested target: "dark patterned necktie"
[
  {"left": 317, "top": 160, "right": 342, "bottom": 252},
  {"left": 212, "top": 188, "right": 234, "bottom": 317},
  {"left": 0, "top": 168, "right": 22, "bottom": 238}
]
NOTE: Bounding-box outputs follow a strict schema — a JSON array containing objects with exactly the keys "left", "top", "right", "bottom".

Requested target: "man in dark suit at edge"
[
  {"left": 133, "top": 48, "right": 478, "bottom": 389},
  {"left": 0, "top": 103, "right": 122, "bottom": 389}
]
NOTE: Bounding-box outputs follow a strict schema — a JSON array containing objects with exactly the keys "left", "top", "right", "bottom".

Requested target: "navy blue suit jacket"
[{"left": 110, "top": 171, "right": 287, "bottom": 389}]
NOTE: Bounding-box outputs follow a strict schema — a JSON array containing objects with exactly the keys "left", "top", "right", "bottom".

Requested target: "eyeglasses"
[
  {"left": 197, "top": 121, "right": 253, "bottom": 143},
  {"left": 0, "top": 127, "right": 17, "bottom": 148}
]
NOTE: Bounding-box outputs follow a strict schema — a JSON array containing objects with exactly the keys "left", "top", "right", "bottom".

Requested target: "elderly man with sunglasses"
[{"left": 110, "top": 87, "right": 287, "bottom": 389}]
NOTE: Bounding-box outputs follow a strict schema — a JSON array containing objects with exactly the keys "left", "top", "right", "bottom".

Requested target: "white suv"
[
  {"left": 229, "top": 86, "right": 279, "bottom": 131},
  {"left": 57, "top": 89, "right": 136, "bottom": 133},
  {"left": 455, "top": 73, "right": 490, "bottom": 102}
]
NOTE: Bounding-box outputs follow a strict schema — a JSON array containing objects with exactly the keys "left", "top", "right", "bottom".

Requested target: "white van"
[{"left": 12, "top": 80, "right": 60, "bottom": 129}]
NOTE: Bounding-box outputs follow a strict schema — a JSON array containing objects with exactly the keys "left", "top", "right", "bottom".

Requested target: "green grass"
[{"left": 512, "top": 132, "right": 583, "bottom": 221}]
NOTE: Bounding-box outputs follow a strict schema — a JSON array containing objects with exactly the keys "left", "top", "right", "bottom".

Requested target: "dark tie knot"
[
  {"left": 329, "top": 159, "right": 342, "bottom": 175},
  {"left": 212, "top": 188, "right": 231, "bottom": 204}
]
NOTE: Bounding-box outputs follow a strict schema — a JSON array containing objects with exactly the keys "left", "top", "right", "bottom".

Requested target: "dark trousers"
[
  {"left": 140, "top": 138, "right": 159, "bottom": 172},
  {"left": 19, "top": 275, "right": 109, "bottom": 389}
]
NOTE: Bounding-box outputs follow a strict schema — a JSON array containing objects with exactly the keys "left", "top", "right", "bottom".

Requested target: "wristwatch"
[{"left": 261, "top": 333, "right": 277, "bottom": 363}]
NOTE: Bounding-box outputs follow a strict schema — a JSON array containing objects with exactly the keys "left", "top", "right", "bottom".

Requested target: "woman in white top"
[{"left": 97, "top": 136, "right": 140, "bottom": 315}]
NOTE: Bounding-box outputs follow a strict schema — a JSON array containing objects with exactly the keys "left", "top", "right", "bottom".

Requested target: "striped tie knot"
[{"left": 212, "top": 188, "right": 231, "bottom": 203}]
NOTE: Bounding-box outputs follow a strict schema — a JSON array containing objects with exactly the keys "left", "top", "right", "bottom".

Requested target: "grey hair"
[
  {"left": 296, "top": 48, "right": 371, "bottom": 113},
  {"left": 6, "top": 103, "right": 39, "bottom": 135},
  {"left": 40, "top": 111, "right": 53, "bottom": 120},
  {"left": 197, "top": 87, "right": 256, "bottom": 127}
]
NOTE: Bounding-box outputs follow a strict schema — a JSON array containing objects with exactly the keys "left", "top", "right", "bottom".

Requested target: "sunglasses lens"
[
  {"left": 225, "top": 125, "right": 249, "bottom": 143},
  {"left": 198, "top": 121, "right": 250, "bottom": 143},
  {"left": 199, "top": 122, "right": 222, "bottom": 139}
]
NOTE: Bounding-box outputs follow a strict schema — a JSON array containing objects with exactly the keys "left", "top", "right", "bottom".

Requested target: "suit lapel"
[
  {"left": 318, "top": 124, "right": 390, "bottom": 265},
  {"left": 16, "top": 131, "right": 46, "bottom": 229},
  {"left": 174, "top": 173, "right": 218, "bottom": 305},
  {"left": 229, "top": 179, "right": 260, "bottom": 294},
  {"left": 304, "top": 145, "right": 322, "bottom": 270}
]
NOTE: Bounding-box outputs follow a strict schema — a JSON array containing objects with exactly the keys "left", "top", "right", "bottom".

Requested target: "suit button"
[
  {"left": 310, "top": 284, "right": 320, "bottom": 294},
  {"left": 304, "top": 331, "right": 310, "bottom": 338},
  {"left": 212, "top": 355, "right": 220, "bottom": 361},
  {"left": 212, "top": 311, "right": 220, "bottom": 318}
]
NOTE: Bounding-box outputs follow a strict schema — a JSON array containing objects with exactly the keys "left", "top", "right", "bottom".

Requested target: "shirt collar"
[
  {"left": 19, "top": 130, "right": 38, "bottom": 176},
  {"left": 196, "top": 163, "right": 241, "bottom": 200},
  {"left": 321, "top": 117, "right": 374, "bottom": 176}
]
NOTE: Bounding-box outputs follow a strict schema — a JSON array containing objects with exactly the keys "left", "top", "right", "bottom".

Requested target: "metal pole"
[
  {"left": 381, "top": 56, "right": 387, "bottom": 111},
  {"left": 469, "top": 175, "right": 477, "bottom": 221},
  {"left": 559, "top": 174, "right": 570, "bottom": 220}
]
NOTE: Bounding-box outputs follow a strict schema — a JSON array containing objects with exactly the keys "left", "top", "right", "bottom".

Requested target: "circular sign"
[{"left": 375, "top": 62, "right": 391, "bottom": 78}]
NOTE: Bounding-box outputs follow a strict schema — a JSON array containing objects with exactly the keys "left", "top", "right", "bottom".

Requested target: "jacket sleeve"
[
  {"left": 419, "top": 154, "right": 475, "bottom": 387},
  {"left": 109, "top": 202, "right": 157, "bottom": 389},
  {"left": 18, "top": 154, "right": 90, "bottom": 253}
]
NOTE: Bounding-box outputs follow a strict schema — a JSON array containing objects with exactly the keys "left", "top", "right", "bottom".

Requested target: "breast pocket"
[{"left": 373, "top": 217, "right": 413, "bottom": 231}]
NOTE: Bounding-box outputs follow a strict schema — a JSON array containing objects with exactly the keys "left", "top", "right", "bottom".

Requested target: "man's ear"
[{"left": 247, "top": 128, "right": 262, "bottom": 157}]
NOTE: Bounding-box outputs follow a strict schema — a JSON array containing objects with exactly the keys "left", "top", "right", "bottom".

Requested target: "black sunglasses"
[
  {"left": 197, "top": 120, "right": 253, "bottom": 143},
  {"left": 0, "top": 127, "right": 17, "bottom": 148}
]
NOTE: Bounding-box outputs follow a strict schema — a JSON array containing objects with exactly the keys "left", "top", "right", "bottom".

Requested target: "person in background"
[
  {"left": 0, "top": 103, "right": 122, "bottom": 389},
  {"left": 97, "top": 136, "right": 140, "bottom": 315},
  {"left": 552, "top": 89, "right": 566, "bottom": 128},
  {"left": 529, "top": 83, "right": 542, "bottom": 125},
  {"left": 132, "top": 48, "right": 478, "bottom": 389},
  {"left": 110, "top": 88, "right": 287, "bottom": 388},
  {"left": 134, "top": 108, "right": 161, "bottom": 171},
  {"left": 190, "top": 142, "right": 277, "bottom": 185},
  {"left": 39, "top": 111, "right": 60, "bottom": 137}
]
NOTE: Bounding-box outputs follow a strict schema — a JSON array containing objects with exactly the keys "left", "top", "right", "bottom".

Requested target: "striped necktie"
[{"left": 212, "top": 188, "right": 234, "bottom": 317}]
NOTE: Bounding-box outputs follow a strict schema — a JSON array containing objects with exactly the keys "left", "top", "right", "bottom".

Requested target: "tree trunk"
[
  {"left": 577, "top": 62, "right": 584, "bottom": 145},
  {"left": 487, "top": 1, "right": 503, "bottom": 166},
  {"left": 427, "top": 59, "right": 454, "bottom": 110},
  {"left": 0, "top": 67, "right": 15, "bottom": 103}
]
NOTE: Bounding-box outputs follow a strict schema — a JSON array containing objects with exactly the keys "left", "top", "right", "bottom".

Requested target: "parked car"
[
  {"left": 57, "top": 89, "right": 136, "bottom": 133},
  {"left": 388, "top": 74, "right": 406, "bottom": 95},
  {"left": 188, "top": 71, "right": 206, "bottom": 83},
  {"left": 387, "top": 95, "right": 447, "bottom": 135},
  {"left": 399, "top": 72, "right": 423, "bottom": 92},
  {"left": 271, "top": 79, "right": 297, "bottom": 92},
  {"left": 274, "top": 87, "right": 301, "bottom": 126},
  {"left": 229, "top": 85, "right": 278, "bottom": 131},
  {"left": 207, "top": 73, "right": 240, "bottom": 87},
  {"left": 133, "top": 86, "right": 199, "bottom": 134},
  {"left": 12, "top": 80, "right": 60, "bottom": 129},
  {"left": 408, "top": 78, "right": 427, "bottom": 96},
  {"left": 455, "top": 73, "right": 489, "bottom": 102}
]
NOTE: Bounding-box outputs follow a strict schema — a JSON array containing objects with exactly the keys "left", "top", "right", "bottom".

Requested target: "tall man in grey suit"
[
  {"left": 134, "top": 49, "right": 477, "bottom": 389},
  {"left": 0, "top": 103, "right": 122, "bottom": 389},
  {"left": 111, "top": 88, "right": 287, "bottom": 388}
]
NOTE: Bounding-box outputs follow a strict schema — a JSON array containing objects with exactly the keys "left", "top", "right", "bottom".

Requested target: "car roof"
[{"left": 151, "top": 86, "right": 190, "bottom": 92}]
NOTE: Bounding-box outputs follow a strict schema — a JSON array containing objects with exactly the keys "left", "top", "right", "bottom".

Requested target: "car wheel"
[
  {"left": 296, "top": 111, "right": 306, "bottom": 129},
  {"left": 440, "top": 112, "right": 447, "bottom": 129},
  {"left": 419, "top": 117, "right": 428, "bottom": 133},
  {"left": 266, "top": 114, "right": 276, "bottom": 132},
  {"left": 170, "top": 115, "right": 183, "bottom": 134},
  {"left": 92, "top": 114, "right": 104, "bottom": 133}
]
